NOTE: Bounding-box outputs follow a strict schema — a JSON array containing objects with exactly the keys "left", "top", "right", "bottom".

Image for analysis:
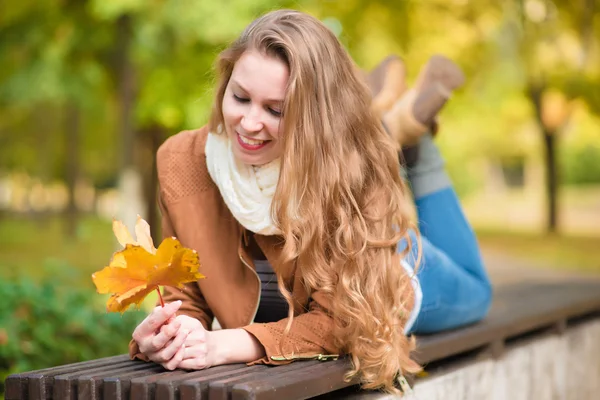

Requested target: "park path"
[{"left": 482, "top": 248, "right": 600, "bottom": 286}]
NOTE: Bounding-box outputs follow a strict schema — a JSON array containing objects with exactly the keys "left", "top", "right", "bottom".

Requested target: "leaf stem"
[{"left": 156, "top": 287, "right": 165, "bottom": 307}]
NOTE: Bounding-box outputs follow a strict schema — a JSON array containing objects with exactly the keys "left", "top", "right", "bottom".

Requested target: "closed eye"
[
  {"left": 268, "top": 108, "right": 282, "bottom": 117},
  {"left": 234, "top": 94, "right": 281, "bottom": 117},
  {"left": 233, "top": 94, "right": 249, "bottom": 103}
]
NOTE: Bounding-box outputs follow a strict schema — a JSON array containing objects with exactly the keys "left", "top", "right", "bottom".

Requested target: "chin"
[
  {"left": 232, "top": 148, "right": 264, "bottom": 166},
  {"left": 232, "top": 144, "right": 275, "bottom": 166}
]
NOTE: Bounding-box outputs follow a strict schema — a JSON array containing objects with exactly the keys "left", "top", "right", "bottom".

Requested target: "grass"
[
  {"left": 465, "top": 184, "right": 600, "bottom": 274},
  {"left": 0, "top": 215, "right": 114, "bottom": 288},
  {"left": 0, "top": 214, "right": 159, "bottom": 310},
  {"left": 463, "top": 185, "right": 600, "bottom": 237},
  {"left": 2, "top": 214, "right": 597, "bottom": 400},
  {"left": 0, "top": 216, "right": 148, "bottom": 400},
  {"left": 2, "top": 214, "right": 598, "bottom": 282},
  {"left": 476, "top": 228, "right": 600, "bottom": 274}
]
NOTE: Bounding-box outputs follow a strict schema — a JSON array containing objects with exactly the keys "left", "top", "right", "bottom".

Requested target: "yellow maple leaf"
[{"left": 92, "top": 216, "right": 204, "bottom": 313}]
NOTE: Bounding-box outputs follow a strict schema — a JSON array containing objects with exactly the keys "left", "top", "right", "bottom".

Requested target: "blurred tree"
[
  {"left": 510, "top": 0, "right": 598, "bottom": 232},
  {"left": 1, "top": 0, "right": 295, "bottom": 238},
  {"left": 313, "top": 0, "right": 599, "bottom": 232},
  {"left": 88, "top": 0, "right": 295, "bottom": 240},
  {"left": 1, "top": 0, "right": 599, "bottom": 237},
  {"left": 0, "top": 0, "right": 114, "bottom": 235}
]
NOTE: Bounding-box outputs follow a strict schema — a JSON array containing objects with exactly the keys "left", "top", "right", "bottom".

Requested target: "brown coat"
[{"left": 128, "top": 126, "right": 410, "bottom": 365}]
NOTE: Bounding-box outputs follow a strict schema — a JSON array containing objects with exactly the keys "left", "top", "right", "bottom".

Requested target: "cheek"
[
  {"left": 221, "top": 97, "right": 241, "bottom": 126},
  {"left": 267, "top": 120, "right": 283, "bottom": 140}
]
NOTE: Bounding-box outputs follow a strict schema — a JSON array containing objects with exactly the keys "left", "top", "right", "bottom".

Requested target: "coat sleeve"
[
  {"left": 241, "top": 291, "right": 340, "bottom": 365},
  {"left": 242, "top": 252, "right": 416, "bottom": 365}
]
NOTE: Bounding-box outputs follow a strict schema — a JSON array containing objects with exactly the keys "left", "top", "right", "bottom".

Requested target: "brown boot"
[
  {"left": 383, "top": 55, "right": 465, "bottom": 148},
  {"left": 365, "top": 55, "right": 407, "bottom": 119}
]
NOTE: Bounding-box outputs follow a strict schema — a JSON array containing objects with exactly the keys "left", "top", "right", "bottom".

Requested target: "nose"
[{"left": 240, "top": 106, "right": 264, "bottom": 132}]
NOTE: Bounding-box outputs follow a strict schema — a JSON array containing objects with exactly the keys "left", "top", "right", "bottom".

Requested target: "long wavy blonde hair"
[{"left": 209, "top": 9, "right": 421, "bottom": 393}]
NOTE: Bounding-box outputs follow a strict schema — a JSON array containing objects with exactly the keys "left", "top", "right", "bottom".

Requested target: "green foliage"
[
  {"left": 0, "top": 216, "right": 146, "bottom": 398},
  {"left": 0, "top": 0, "right": 599, "bottom": 232},
  {"left": 1, "top": 0, "right": 598, "bottom": 178},
  {"left": 476, "top": 228, "right": 600, "bottom": 273},
  {"left": 562, "top": 144, "right": 600, "bottom": 185},
  {"left": 0, "top": 277, "right": 145, "bottom": 397},
  {"left": 0, "top": 0, "right": 298, "bottom": 184},
  {"left": 0, "top": 216, "right": 115, "bottom": 283}
]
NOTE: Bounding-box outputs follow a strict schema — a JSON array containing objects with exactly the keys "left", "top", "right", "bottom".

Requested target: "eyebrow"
[{"left": 231, "top": 79, "right": 284, "bottom": 104}]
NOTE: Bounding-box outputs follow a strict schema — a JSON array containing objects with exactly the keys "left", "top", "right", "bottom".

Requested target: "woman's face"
[{"left": 222, "top": 50, "right": 289, "bottom": 166}]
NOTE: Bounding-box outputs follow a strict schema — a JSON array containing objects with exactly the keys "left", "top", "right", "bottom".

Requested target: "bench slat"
[
  {"left": 129, "top": 370, "right": 190, "bottom": 400},
  {"left": 5, "top": 281, "right": 600, "bottom": 400},
  {"left": 178, "top": 365, "right": 269, "bottom": 400},
  {"left": 208, "top": 361, "right": 322, "bottom": 400},
  {"left": 415, "top": 282, "right": 600, "bottom": 364},
  {"left": 4, "top": 355, "right": 128, "bottom": 400},
  {"left": 76, "top": 361, "right": 156, "bottom": 400},
  {"left": 232, "top": 359, "right": 354, "bottom": 400},
  {"left": 155, "top": 364, "right": 248, "bottom": 400},
  {"left": 102, "top": 365, "right": 165, "bottom": 400},
  {"left": 52, "top": 359, "right": 134, "bottom": 400}
]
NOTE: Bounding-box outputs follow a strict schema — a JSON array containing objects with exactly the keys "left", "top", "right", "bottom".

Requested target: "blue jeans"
[{"left": 399, "top": 187, "right": 492, "bottom": 334}]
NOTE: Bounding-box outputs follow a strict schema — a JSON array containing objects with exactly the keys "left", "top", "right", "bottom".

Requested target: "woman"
[{"left": 129, "top": 9, "right": 492, "bottom": 393}]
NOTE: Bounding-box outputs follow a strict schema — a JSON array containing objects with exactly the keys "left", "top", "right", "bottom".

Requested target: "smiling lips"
[{"left": 237, "top": 132, "right": 270, "bottom": 150}]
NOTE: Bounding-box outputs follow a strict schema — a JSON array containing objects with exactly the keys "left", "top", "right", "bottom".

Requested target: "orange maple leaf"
[{"left": 92, "top": 216, "right": 204, "bottom": 313}]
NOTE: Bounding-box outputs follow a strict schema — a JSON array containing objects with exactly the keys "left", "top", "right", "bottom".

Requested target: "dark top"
[
  {"left": 253, "top": 259, "right": 290, "bottom": 323},
  {"left": 245, "top": 232, "right": 290, "bottom": 323}
]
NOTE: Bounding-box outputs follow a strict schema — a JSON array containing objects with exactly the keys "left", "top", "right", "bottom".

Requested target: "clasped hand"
[{"left": 132, "top": 301, "right": 215, "bottom": 370}]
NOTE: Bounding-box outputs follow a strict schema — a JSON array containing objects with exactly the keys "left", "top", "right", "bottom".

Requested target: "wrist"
[
  {"left": 207, "top": 329, "right": 265, "bottom": 366},
  {"left": 206, "top": 330, "right": 230, "bottom": 366}
]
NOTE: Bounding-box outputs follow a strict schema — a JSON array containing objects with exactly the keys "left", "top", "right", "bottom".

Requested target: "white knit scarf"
[{"left": 205, "top": 131, "right": 281, "bottom": 235}]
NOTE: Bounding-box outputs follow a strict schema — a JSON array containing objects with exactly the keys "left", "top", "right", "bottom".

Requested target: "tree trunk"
[
  {"left": 64, "top": 101, "right": 80, "bottom": 237},
  {"left": 140, "top": 125, "right": 163, "bottom": 244},
  {"left": 117, "top": 14, "right": 135, "bottom": 164},
  {"left": 34, "top": 105, "right": 52, "bottom": 225},
  {"left": 115, "top": 14, "right": 145, "bottom": 232},
  {"left": 542, "top": 132, "right": 558, "bottom": 232},
  {"left": 578, "top": 0, "right": 595, "bottom": 68},
  {"left": 528, "top": 83, "right": 559, "bottom": 233}
]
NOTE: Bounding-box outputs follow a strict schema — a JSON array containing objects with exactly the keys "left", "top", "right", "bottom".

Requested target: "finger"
[
  {"left": 184, "top": 329, "right": 207, "bottom": 346},
  {"left": 178, "top": 355, "right": 209, "bottom": 371},
  {"left": 166, "top": 313, "right": 177, "bottom": 324},
  {"left": 174, "top": 314, "right": 201, "bottom": 331},
  {"left": 132, "top": 311, "right": 161, "bottom": 343},
  {"left": 138, "top": 301, "right": 182, "bottom": 337},
  {"left": 182, "top": 343, "right": 208, "bottom": 360},
  {"left": 136, "top": 302, "right": 180, "bottom": 340},
  {"left": 137, "top": 320, "right": 181, "bottom": 354},
  {"left": 145, "top": 337, "right": 177, "bottom": 364},
  {"left": 163, "top": 343, "right": 185, "bottom": 371},
  {"left": 149, "top": 320, "right": 182, "bottom": 351},
  {"left": 159, "top": 313, "right": 179, "bottom": 334},
  {"left": 156, "top": 329, "right": 189, "bottom": 363},
  {"left": 135, "top": 312, "right": 182, "bottom": 354}
]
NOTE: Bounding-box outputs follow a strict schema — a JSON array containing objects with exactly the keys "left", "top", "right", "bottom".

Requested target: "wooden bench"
[{"left": 5, "top": 281, "right": 600, "bottom": 400}]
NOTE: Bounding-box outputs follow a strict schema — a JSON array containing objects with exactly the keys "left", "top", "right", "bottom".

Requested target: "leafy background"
[{"left": 1, "top": 0, "right": 599, "bottom": 397}]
